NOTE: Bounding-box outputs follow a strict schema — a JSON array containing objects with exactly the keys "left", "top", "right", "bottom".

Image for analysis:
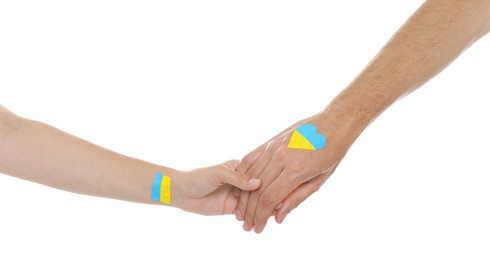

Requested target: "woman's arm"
[{"left": 0, "top": 105, "right": 260, "bottom": 215}]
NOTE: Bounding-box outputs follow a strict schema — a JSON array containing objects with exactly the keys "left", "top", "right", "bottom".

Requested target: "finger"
[
  {"left": 236, "top": 191, "right": 250, "bottom": 221},
  {"left": 236, "top": 144, "right": 265, "bottom": 174},
  {"left": 271, "top": 203, "right": 283, "bottom": 216},
  {"left": 243, "top": 148, "right": 286, "bottom": 231},
  {"left": 222, "top": 160, "right": 240, "bottom": 171},
  {"left": 232, "top": 188, "right": 241, "bottom": 216},
  {"left": 226, "top": 156, "right": 263, "bottom": 221},
  {"left": 224, "top": 194, "right": 240, "bottom": 215},
  {"left": 251, "top": 170, "right": 296, "bottom": 233},
  {"left": 236, "top": 129, "right": 290, "bottom": 173},
  {"left": 274, "top": 174, "right": 325, "bottom": 224},
  {"left": 236, "top": 143, "right": 278, "bottom": 223},
  {"left": 235, "top": 145, "right": 266, "bottom": 221},
  {"left": 217, "top": 164, "right": 261, "bottom": 191},
  {"left": 240, "top": 142, "right": 276, "bottom": 178},
  {"left": 227, "top": 160, "right": 242, "bottom": 198},
  {"left": 232, "top": 187, "right": 241, "bottom": 197}
]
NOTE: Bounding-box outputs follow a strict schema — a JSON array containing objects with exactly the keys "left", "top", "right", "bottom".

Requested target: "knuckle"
[
  {"left": 246, "top": 166, "right": 259, "bottom": 177},
  {"left": 274, "top": 146, "right": 289, "bottom": 161},
  {"left": 286, "top": 166, "right": 305, "bottom": 183},
  {"left": 259, "top": 192, "right": 274, "bottom": 207},
  {"left": 267, "top": 139, "right": 280, "bottom": 147},
  {"left": 287, "top": 161, "right": 305, "bottom": 175},
  {"left": 285, "top": 172, "right": 300, "bottom": 184},
  {"left": 267, "top": 138, "right": 283, "bottom": 150},
  {"left": 240, "top": 155, "right": 254, "bottom": 168},
  {"left": 237, "top": 172, "right": 248, "bottom": 183},
  {"left": 270, "top": 181, "right": 289, "bottom": 196}
]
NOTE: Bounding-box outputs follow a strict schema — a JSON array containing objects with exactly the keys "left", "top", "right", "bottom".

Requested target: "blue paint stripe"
[
  {"left": 296, "top": 124, "right": 326, "bottom": 150},
  {"left": 152, "top": 172, "right": 163, "bottom": 202},
  {"left": 296, "top": 124, "right": 317, "bottom": 136},
  {"left": 311, "top": 136, "right": 326, "bottom": 150}
]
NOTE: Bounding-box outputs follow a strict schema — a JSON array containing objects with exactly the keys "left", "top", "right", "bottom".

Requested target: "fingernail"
[
  {"left": 248, "top": 179, "right": 260, "bottom": 186},
  {"left": 235, "top": 210, "right": 242, "bottom": 220},
  {"left": 243, "top": 223, "right": 252, "bottom": 231},
  {"left": 278, "top": 213, "right": 288, "bottom": 224}
]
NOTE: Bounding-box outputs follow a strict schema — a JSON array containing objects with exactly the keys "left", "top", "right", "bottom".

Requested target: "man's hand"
[
  {"left": 234, "top": 0, "right": 490, "bottom": 233},
  {"left": 234, "top": 113, "right": 355, "bottom": 233}
]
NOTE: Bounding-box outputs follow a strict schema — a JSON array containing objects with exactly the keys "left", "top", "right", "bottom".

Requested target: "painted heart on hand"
[{"left": 287, "top": 124, "right": 326, "bottom": 150}]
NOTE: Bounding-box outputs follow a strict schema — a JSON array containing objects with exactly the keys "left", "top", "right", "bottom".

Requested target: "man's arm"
[
  {"left": 331, "top": 0, "right": 490, "bottom": 131},
  {"left": 236, "top": 0, "right": 490, "bottom": 233},
  {"left": 0, "top": 105, "right": 260, "bottom": 215}
]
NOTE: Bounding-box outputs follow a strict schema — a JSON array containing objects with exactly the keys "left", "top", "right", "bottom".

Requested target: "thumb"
[
  {"left": 222, "top": 160, "right": 239, "bottom": 171},
  {"left": 217, "top": 162, "right": 261, "bottom": 191}
]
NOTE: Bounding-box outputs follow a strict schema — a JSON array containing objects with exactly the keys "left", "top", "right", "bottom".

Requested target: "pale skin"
[
  {"left": 2, "top": 0, "right": 490, "bottom": 232},
  {"left": 0, "top": 106, "right": 261, "bottom": 216},
  {"left": 235, "top": 0, "right": 490, "bottom": 233}
]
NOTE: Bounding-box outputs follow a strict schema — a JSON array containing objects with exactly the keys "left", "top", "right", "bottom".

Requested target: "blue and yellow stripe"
[{"left": 151, "top": 172, "right": 171, "bottom": 204}]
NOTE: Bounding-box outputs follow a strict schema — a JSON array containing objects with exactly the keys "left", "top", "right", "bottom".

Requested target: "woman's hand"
[{"left": 172, "top": 160, "right": 261, "bottom": 216}]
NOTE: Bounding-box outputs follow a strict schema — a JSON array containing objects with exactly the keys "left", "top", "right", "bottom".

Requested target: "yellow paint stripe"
[
  {"left": 287, "top": 130, "right": 316, "bottom": 150},
  {"left": 160, "top": 175, "right": 172, "bottom": 204}
]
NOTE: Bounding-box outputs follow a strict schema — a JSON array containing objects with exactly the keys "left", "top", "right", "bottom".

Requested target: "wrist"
[
  {"left": 149, "top": 167, "right": 184, "bottom": 208},
  {"left": 317, "top": 85, "right": 391, "bottom": 143},
  {"left": 167, "top": 170, "right": 183, "bottom": 209}
]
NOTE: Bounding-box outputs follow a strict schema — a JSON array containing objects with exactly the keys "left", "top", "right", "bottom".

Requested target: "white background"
[{"left": 1, "top": 0, "right": 490, "bottom": 259}]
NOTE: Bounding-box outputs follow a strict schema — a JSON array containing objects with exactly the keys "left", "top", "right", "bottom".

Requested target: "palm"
[{"left": 179, "top": 185, "right": 238, "bottom": 215}]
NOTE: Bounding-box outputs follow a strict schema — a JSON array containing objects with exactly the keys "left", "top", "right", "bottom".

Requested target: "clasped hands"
[
  {"left": 176, "top": 109, "right": 359, "bottom": 233},
  {"left": 230, "top": 111, "right": 355, "bottom": 233}
]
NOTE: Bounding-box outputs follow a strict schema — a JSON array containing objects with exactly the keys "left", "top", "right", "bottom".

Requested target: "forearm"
[
  {"left": 0, "top": 107, "right": 176, "bottom": 204},
  {"left": 324, "top": 0, "right": 490, "bottom": 139}
]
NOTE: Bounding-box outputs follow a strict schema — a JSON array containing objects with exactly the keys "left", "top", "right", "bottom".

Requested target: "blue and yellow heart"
[{"left": 287, "top": 124, "right": 326, "bottom": 150}]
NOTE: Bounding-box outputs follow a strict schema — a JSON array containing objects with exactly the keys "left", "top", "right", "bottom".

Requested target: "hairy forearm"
[
  {"left": 0, "top": 106, "right": 177, "bottom": 204},
  {"left": 324, "top": 0, "right": 490, "bottom": 139}
]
